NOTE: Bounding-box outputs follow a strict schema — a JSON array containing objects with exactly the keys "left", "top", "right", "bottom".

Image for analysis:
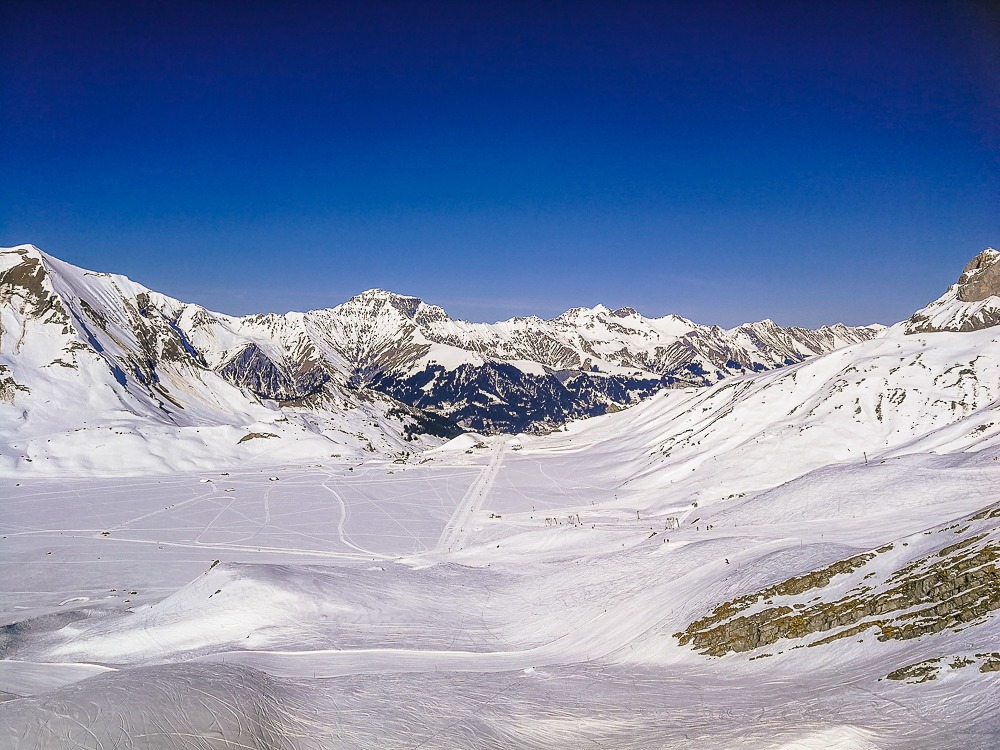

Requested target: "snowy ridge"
[
  {"left": 221, "top": 285, "right": 881, "bottom": 433},
  {"left": 327, "top": 289, "right": 881, "bottom": 382},
  {"left": 543, "top": 317, "right": 1000, "bottom": 505},
  {"left": 0, "top": 244, "right": 880, "bottom": 461},
  {"left": 250, "top": 293, "right": 881, "bottom": 433}
]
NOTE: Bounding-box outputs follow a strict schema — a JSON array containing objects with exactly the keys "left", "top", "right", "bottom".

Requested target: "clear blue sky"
[{"left": 2, "top": 1, "right": 998, "bottom": 327}]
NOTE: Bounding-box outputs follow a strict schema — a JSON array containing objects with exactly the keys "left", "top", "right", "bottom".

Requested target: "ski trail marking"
[
  {"left": 110, "top": 486, "right": 217, "bottom": 532},
  {"left": 320, "top": 480, "right": 382, "bottom": 557},
  {"left": 436, "top": 444, "right": 505, "bottom": 553}
]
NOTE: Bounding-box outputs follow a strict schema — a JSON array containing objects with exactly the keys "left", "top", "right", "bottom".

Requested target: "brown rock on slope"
[
  {"left": 905, "top": 247, "right": 1000, "bottom": 334},
  {"left": 958, "top": 247, "right": 1000, "bottom": 302}
]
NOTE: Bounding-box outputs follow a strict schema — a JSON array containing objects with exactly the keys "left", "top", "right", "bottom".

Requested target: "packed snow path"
[{"left": 435, "top": 443, "right": 505, "bottom": 553}]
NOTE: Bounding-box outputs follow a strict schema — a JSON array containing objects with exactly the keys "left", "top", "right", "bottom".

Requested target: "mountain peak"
[
  {"left": 1, "top": 244, "right": 46, "bottom": 272},
  {"left": 341, "top": 288, "right": 449, "bottom": 323},
  {"left": 348, "top": 289, "right": 423, "bottom": 307},
  {"left": 0, "top": 245, "right": 60, "bottom": 319},
  {"left": 957, "top": 247, "right": 1000, "bottom": 303},
  {"left": 2, "top": 243, "right": 43, "bottom": 256},
  {"left": 556, "top": 303, "right": 618, "bottom": 320},
  {"left": 906, "top": 248, "right": 1000, "bottom": 334},
  {"left": 610, "top": 306, "right": 639, "bottom": 318}
]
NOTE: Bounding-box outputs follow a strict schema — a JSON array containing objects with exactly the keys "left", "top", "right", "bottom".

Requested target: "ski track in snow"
[
  {"left": 321, "top": 477, "right": 385, "bottom": 558},
  {"left": 435, "top": 443, "right": 505, "bottom": 553}
]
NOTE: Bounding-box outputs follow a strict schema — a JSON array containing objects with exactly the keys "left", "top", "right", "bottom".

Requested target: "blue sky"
[{"left": 2, "top": 1, "right": 998, "bottom": 327}]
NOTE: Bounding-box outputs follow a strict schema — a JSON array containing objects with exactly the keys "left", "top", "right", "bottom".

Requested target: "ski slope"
[
  {"left": 3, "top": 251, "right": 1000, "bottom": 748},
  {"left": 3, "top": 427, "right": 1000, "bottom": 747}
]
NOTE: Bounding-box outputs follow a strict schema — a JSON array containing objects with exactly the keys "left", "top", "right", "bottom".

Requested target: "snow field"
[
  {"left": 4, "top": 306, "right": 1000, "bottom": 746},
  {"left": 3, "top": 430, "right": 1000, "bottom": 747}
]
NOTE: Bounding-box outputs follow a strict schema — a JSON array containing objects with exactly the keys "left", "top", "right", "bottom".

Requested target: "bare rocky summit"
[
  {"left": 958, "top": 248, "right": 1000, "bottom": 302},
  {"left": 906, "top": 248, "right": 1000, "bottom": 334}
]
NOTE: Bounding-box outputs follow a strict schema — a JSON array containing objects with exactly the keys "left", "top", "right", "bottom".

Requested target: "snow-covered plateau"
[{"left": 1, "top": 246, "right": 1000, "bottom": 749}]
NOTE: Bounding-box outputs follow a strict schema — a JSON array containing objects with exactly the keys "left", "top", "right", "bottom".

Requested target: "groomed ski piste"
[{"left": 3, "top": 253, "right": 1000, "bottom": 748}]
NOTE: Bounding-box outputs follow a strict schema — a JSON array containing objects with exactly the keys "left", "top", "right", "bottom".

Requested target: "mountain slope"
[
  {"left": 0, "top": 244, "right": 879, "bottom": 462},
  {"left": 491, "top": 247, "right": 1000, "bottom": 694},
  {"left": 0, "top": 246, "right": 448, "bottom": 474},
  {"left": 513, "top": 248, "right": 1000, "bottom": 509},
  {"left": 906, "top": 247, "right": 1000, "bottom": 333}
]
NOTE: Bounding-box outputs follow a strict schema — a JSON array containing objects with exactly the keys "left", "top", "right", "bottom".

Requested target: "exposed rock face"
[
  {"left": 980, "top": 653, "right": 1000, "bottom": 672},
  {"left": 675, "top": 503, "right": 1000, "bottom": 659},
  {"left": 0, "top": 364, "right": 28, "bottom": 402},
  {"left": 886, "top": 657, "right": 942, "bottom": 683},
  {"left": 218, "top": 343, "right": 329, "bottom": 402},
  {"left": 958, "top": 248, "right": 1000, "bottom": 302},
  {"left": 0, "top": 249, "right": 66, "bottom": 322},
  {"left": 886, "top": 653, "right": 995, "bottom": 683},
  {"left": 906, "top": 248, "right": 1000, "bottom": 333}
]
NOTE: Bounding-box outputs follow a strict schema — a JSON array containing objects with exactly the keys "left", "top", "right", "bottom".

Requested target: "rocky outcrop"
[
  {"left": 886, "top": 657, "right": 942, "bottom": 683},
  {"left": 886, "top": 653, "right": 998, "bottom": 683},
  {"left": 676, "top": 509, "right": 1000, "bottom": 657},
  {"left": 958, "top": 248, "right": 1000, "bottom": 302},
  {"left": 0, "top": 249, "right": 68, "bottom": 323},
  {"left": 218, "top": 344, "right": 329, "bottom": 402},
  {"left": 0, "top": 364, "right": 28, "bottom": 402},
  {"left": 906, "top": 248, "right": 1000, "bottom": 333},
  {"left": 674, "top": 549, "right": 885, "bottom": 656}
]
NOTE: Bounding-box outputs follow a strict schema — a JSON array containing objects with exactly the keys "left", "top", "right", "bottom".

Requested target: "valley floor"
[{"left": 2, "top": 425, "right": 999, "bottom": 749}]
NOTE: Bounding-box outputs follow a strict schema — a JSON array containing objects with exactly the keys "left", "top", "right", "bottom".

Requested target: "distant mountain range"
[
  {"left": 1, "top": 244, "right": 885, "bottom": 471},
  {"left": 354, "top": 291, "right": 882, "bottom": 432}
]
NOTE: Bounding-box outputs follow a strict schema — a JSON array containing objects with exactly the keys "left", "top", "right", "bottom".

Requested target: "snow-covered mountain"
[
  {"left": 906, "top": 247, "right": 1000, "bottom": 334},
  {"left": 3, "top": 247, "right": 1000, "bottom": 748},
  {"left": 0, "top": 245, "right": 450, "bottom": 474},
  {"left": 550, "top": 249, "right": 1000, "bottom": 505},
  {"left": 356, "top": 293, "right": 880, "bottom": 432},
  {"left": 0, "top": 244, "right": 881, "bottom": 468}
]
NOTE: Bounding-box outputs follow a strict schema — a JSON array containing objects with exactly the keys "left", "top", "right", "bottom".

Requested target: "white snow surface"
[{"left": 2, "top": 247, "right": 1000, "bottom": 748}]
